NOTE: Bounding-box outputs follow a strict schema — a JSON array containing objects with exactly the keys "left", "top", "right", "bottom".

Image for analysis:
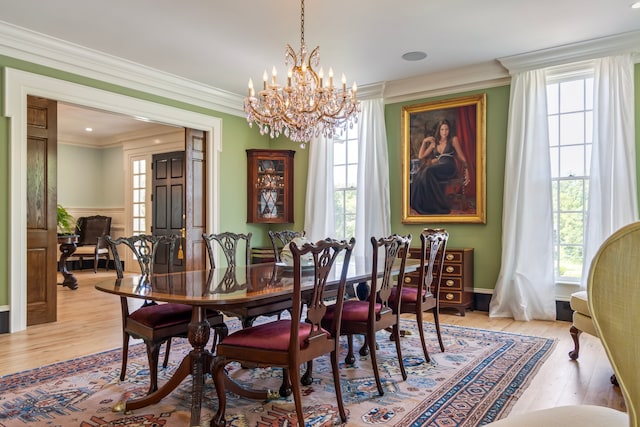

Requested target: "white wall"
[{"left": 57, "top": 144, "right": 124, "bottom": 208}]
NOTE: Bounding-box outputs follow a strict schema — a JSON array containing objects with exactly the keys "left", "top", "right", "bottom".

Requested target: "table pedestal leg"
[
  {"left": 122, "top": 307, "right": 211, "bottom": 426},
  {"left": 58, "top": 242, "right": 78, "bottom": 290}
]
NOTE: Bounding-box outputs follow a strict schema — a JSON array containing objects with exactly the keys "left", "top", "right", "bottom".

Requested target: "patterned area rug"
[{"left": 0, "top": 319, "right": 555, "bottom": 426}]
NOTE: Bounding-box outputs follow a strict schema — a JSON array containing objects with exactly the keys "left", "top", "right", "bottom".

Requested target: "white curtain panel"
[
  {"left": 489, "top": 68, "right": 557, "bottom": 321},
  {"left": 580, "top": 54, "right": 638, "bottom": 288},
  {"left": 304, "top": 135, "right": 336, "bottom": 241},
  {"left": 355, "top": 98, "right": 391, "bottom": 258}
]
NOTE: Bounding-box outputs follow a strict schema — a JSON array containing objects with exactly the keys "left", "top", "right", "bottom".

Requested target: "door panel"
[
  {"left": 152, "top": 151, "right": 185, "bottom": 273},
  {"left": 185, "top": 129, "right": 206, "bottom": 271},
  {"left": 26, "top": 96, "right": 57, "bottom": 325}
]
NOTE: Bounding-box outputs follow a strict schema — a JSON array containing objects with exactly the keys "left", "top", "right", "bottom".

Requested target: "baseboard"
[
  {"left": 472, "top": 293, "right": 572, "bottom": 322},
  {"left": 0, "top": 310, "right": 9, "bottom": 334}
]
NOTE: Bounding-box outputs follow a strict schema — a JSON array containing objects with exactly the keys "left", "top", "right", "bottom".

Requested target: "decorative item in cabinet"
[
  {"left": 246, "top": 149, "right": 295, "bottom": 223},
  {"left": 404, "top": 247, "right": 474, "bottom": 316}
]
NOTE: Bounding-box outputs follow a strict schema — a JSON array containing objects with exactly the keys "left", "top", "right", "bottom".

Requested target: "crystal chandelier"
[{"left": 243, "top": 0, "right": 360, "bottom": 146}]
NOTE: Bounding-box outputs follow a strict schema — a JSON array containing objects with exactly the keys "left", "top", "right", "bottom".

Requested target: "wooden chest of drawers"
[{"left": 404, "top": 247, "right": 474, "bottom": 316}]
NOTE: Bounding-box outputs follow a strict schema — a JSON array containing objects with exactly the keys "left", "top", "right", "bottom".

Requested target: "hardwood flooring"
[{"left": 0, "top": 270, "right": 626, "bottom": 417}]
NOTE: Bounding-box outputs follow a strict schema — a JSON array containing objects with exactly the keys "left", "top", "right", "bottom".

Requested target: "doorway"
[{"left": 5, "top": 68, "right": 222, "bottom": 333}]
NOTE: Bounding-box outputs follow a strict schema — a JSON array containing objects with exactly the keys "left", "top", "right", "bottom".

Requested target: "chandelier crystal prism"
[{"left": 243, "top": 0, "right": 360, "bottom": 145}]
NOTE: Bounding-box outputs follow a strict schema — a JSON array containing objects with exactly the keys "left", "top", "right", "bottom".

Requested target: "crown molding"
[
  {"left": 498, "top": 30, "right": 640, "bottom": 74},
  {"left": 0, "top": 20, "right": 245, "bottom": 117},
  {"left": 383, "top": 61, "right": 511, "bottom": 104}
]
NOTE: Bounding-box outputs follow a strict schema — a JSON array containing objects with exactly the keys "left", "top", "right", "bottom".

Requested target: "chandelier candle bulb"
[
  {"left": 262, "top": 70, "right": 268, "bottom": 90},
  {"left": 248, "top": 79, "right": 253, "bottom": 97}
]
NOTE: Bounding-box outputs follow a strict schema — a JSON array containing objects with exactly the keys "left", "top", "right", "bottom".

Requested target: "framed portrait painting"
[{"left": 401, "top": 93, "right": 486, "bottom": 224}]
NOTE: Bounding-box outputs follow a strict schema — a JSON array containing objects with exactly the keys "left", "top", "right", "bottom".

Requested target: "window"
[
  {"left": 333, "top": 127, "right": 359, "bottom": 240},
  {"left": 547, "top": 76, "right": 593, "bottom": 282},
  {"left": 132, "top": 158, "right": 147, "bottom": 236}
]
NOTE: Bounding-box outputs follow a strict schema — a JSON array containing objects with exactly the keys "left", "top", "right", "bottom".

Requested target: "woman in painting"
[{"left": 410, "top": 119, "right": 469, "bottom": 215}]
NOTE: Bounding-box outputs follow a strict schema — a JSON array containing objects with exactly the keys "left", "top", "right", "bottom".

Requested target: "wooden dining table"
[{"left": 95, "top": 256, "right": 419, "bottom": 426}]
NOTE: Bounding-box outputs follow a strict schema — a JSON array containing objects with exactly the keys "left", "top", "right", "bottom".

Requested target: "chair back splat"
[
  {"left": 268, "top": 229, "right": 306, "bottom": 262},
  {"left": 210, "top": 237, "right": 355, "bottom": 427},
  {"left": 203, "top": 231, "right": 252, "bottom": 269}
]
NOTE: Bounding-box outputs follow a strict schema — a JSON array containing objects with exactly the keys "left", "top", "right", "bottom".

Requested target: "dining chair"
[
  {"left": 106, "top": 234, "right": 226, "bottom": 394},
  {"left": 202, "top": 231, "right": 252, "bottom": 269},
  {"left": 268, "top": 229, "right": 306, "bottom": 262},
  {"left": 210, "top": 237, "right": 355, "bottom": 427},
  {"left": 481, "top": 222, "right": 639, "bottom": 427},
  {"left": 389, "top": 228, "right": 448, "bottom": 363},
  {"left": 323, "top": 234, "right": 412, "bottom": 396}
]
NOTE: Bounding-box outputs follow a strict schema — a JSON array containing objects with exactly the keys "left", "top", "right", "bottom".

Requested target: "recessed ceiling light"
[
  {"left": 632, "top": 1, "right": 640, "bottom": 8},
  {"left": 85, "top": 127, "right": 93, "bottom": 132},
  {"left": 402, "top": 51, "right": 428, "bottom": 61}
]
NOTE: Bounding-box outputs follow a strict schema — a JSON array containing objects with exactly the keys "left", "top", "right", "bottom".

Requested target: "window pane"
[
  {"left": 548, "top": 115, "right": 559, "bottom": 147},
  {"left": 559, "top": 245, "right": 583, "bottom": 279},
  {"left": 347, "top": 140, "right": 358, "bottom": 163},
  {"left": 549, "top": 147, "right": 559, "bottom": 178},
  {"left": 547, "top": 83, "right": 559, "bottom": 115},
  {"left": 344, "top": 189, "right": 357, "bottom": 214},
  {"left": 559, "top": 212, "right": 583, "bottom": 244},
  {"left": 585, "top": 78, "right": 594, "bottom": 109},
  {"left": 334, "top": 141, "right": 346, "bottom": 165},
  {"left": 334, "top": 165, "right": 346, "bottom": 188},
  {"left": 560, "top": 80, "right": 584, "bottom": 113},
  {"left": 559, "top": 112, "right": 585, "bottom": 146},
  {"left": 139, "top": 174, "right": 146, "bottom": 188},
  {"left": 558, "top": 180, "right": 584, "bottom": 211},
  {"left": 559, "top": 146, "right": 585, "bottom": 177},
  {"left": 347, "top": 165, "right": 357, "bottom": 188}
]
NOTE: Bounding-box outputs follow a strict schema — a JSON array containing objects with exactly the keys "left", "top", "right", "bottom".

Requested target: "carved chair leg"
[{"left": 569, "top": 325, "right": 582, "bottom": 360}]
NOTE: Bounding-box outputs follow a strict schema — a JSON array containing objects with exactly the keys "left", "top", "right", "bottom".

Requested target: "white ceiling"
[{"left": 2, "top": 0, "right": 639, "bottom": 142}]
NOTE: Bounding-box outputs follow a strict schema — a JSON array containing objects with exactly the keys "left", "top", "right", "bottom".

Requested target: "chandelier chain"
[{"left": 300, "top": 0, "right": 305, "bottom": 47}]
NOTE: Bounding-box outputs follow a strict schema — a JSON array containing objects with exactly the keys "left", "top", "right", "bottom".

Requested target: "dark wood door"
[
  {"left": 151, "top": 129, "right": 207, "bottom": 272},
  {"left": 184, "top": 129, "right": 207, "bottom": 271},
  {"left": 26, "top": 96, "right": 58, "bottom": 326},
  {"left": 152, "top": 151, "right": 185, "bottom": 273}
]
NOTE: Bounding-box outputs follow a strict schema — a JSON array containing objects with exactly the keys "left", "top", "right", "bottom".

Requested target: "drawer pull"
[
  {"left": 446, "top": 254, "right": 454, "bottom": 261},
  {"left": 445, "top": 280, "right": 454, "bottom": 287},
  {"left": 446, "top": 266, "right": 454, "bottom": 273},
  {"left": 404, "top": 277, "right": 411, "bottom": 283},
  {"left": 445, "top": 293, "right": 454, "bottom": 300}
]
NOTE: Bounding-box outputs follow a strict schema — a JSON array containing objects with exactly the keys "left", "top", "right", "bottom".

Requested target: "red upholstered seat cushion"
[
  {"left": 323, "top": 300, "right": 382, "bottom": 323},
  {"left": 389, "top": 286, "right": 425, "bottom": 305},
  {"left": 129, "top": 303, "right": 192, "bottom": 328},
  {"left": 220, "top": 320, "right": 329, "bottom": 351}
]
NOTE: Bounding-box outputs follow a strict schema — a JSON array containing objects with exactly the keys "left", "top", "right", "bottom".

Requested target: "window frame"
[{"left": 546, "top": 69, "right": 594, "bottom": 285}]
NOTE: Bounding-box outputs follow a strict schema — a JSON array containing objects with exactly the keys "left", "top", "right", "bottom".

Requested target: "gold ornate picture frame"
[{"left": 401, "top": 94, "right": 486, "bottom": 224}]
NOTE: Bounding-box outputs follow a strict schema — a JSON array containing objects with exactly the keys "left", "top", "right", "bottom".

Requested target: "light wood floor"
[{"left": 0, "top": 270, "right": 626, "bottom": 416}]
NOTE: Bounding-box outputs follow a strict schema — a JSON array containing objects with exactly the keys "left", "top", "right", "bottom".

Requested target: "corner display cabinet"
[{"left": 246, "top": 149, "right": 295, "bottom": 223}]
